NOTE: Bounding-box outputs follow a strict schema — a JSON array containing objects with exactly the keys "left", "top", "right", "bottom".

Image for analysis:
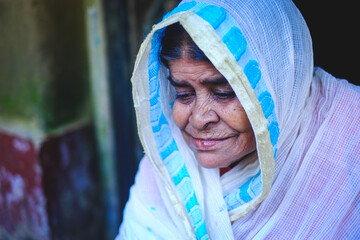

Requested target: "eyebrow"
[{"left": 168, "top": 75, "right": 229, "bottom": 87}]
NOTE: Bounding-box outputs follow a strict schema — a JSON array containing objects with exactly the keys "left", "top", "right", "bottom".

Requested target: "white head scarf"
[{"left": 117, "top": 0, "right": 360, "bottom": 239}]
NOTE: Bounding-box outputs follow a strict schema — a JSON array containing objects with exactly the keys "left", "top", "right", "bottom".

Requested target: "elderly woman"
[{"left": 116, "top": 0, "right": 360, "bottom": 239}]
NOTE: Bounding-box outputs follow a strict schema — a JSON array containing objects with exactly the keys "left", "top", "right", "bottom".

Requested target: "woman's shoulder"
[
  {"left": 313, "top": 68, "right": 360, "bottom": 114},
  {"left": 312, "top": 67, "right": 360, "bottom": 147},
  {"left": 314, "top": 67, "right": 360, "bottom": 97}
]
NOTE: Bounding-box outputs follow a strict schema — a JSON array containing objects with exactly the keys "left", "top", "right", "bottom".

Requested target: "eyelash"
[
  {"left": 213, "top": 91, "right": 236, "bottom": 100},
  {"left": 175, "top": 90, "right": 236, "bottom": 103},
  {"left": 175, "top": 91, "right": 194, "bottom": 103}
]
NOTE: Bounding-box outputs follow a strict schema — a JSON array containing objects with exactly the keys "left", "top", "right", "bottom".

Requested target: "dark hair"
[{"left": 160, "top": 22, "right": 209, "bottom": 68}]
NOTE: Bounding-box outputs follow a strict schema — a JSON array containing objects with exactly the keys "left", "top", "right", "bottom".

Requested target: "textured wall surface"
[
  {"left": 0, "top": 0, "right": 104, "bottom": 239},
  {"left": 0, "top": 0, "right": 90, "bottom": 131},
  {"left": 0, "top": 133, "right": 49, "bottom": 240},
  {"left": 40, "top": 125, "right": 104, "bottom": 240}
]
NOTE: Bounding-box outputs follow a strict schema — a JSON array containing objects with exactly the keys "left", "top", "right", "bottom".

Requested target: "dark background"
[{"left": 294, "top": 1, "right": 359, "bottom": 85}]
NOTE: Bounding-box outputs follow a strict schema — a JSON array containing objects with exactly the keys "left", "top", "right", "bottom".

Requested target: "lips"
[{"left": 190, "top": 136, "right": 234, "bottom": 151}]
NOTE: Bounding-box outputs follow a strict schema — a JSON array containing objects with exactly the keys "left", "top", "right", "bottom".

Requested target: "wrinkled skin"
[{"left": 169, "top": 58, "right": 256, "bottom": 168}]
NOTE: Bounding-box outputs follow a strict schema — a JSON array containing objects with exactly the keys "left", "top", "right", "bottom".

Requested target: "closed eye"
[
  {"left": 175, "top": 91, "right": 195, "bottom": 104},
  {"left": 213, "top": 90, "right": 236, "bottom": 101}
]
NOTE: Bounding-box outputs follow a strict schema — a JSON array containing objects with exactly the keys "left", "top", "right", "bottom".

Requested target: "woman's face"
[{"left": 169, "top": 58, "right": 256, "bottom": 168}]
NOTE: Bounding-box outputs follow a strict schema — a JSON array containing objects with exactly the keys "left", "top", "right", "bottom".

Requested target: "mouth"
[{"left": 189, "top": 135, "right": 236, "bottom": 151}]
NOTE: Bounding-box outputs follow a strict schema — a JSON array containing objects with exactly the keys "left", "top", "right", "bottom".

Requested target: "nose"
[{"left": 189, "top": 98, "right": 219, "bottom": 130}]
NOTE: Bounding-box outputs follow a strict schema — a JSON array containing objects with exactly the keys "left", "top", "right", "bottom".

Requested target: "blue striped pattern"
[
  {"left": 222, "top": 27, "right": 247, "bottom": 61},
  {"left": 192, "top": 3, "right": 279, "bottom": 210},
  {"left": 148, "top": 29, "right": 209, "bottom": 240},
  {"left": 224, "top": 171, "right": 262, "bottom": 210},
  {"left": 149, "top": 2, "right": 280, "bottom": 236}
]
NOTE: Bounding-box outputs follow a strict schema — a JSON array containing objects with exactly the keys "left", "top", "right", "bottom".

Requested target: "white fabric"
[
  {"left": 221, "top": 151, "right": 259, "bottom": 197},
  {"left": 117, "top": 0, "right": 360, "bottom": 239}
]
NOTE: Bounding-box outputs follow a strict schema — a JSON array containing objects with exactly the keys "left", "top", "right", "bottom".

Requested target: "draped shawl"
[{"left": 117, "top": 0, "right": 360, "bottom": 239}]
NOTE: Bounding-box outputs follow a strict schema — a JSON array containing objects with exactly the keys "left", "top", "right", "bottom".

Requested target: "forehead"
[{"left": 168, "top": 59, "right": 226, "bottom": 84}]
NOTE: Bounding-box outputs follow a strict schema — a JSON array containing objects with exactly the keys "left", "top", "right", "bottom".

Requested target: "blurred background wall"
[
  {"left": 0, "top": 0, "right": 179, "bottom": 239},
  {"left": 0, "top": 1, "right": 358, "bottom": 240}
]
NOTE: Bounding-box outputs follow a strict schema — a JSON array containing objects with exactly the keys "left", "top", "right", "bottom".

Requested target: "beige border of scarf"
[{"left": 131, "top": 11, "right": 275, "bottom": 238}]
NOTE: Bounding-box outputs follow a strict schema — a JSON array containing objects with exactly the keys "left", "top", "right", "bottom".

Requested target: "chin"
[{"left": 196, "top": 153, "right": 229, "bottom": 169}]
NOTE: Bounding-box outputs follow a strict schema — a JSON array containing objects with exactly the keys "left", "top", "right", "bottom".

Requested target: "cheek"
[
  {"left": 228, "top": 104, "right": 256, "bottom": 151},
  {"left": 172, "top": 102, "right": 189, "bottom": 129},
  {"left": 220, "top": 102, "right": 253, "bottom": 132}
]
